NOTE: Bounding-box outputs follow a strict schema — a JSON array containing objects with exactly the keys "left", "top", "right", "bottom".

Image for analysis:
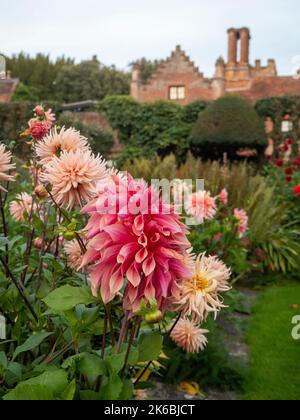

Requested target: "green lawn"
[{"left": 244, "top": 284, "right": 300, "bottom": 400}]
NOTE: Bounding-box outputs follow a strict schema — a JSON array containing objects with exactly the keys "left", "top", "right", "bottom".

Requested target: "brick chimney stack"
[
  {"left": 227, "top": 28, "right": 238, "bottom": 64},
  {"left": 240, "top": 27, "right": 250, "bottom": 64},
  {"left": 130, "top": 63, "right": 142, "bottom": 101}
]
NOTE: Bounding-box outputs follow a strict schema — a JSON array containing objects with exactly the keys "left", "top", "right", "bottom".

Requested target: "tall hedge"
[
  {"left": 98, "top": 96, "right": 208, "bottom": 164},
  {"left": 191, "top": 95, "right": 267, "bottom": 160}
]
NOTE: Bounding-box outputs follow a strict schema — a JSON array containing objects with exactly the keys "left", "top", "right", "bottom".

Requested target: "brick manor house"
[{"left": 131, "top": 27, "right": 300, "bottom": 104}]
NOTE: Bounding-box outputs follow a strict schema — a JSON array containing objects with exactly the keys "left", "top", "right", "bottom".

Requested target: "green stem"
[{"left": 0, "top": 255, "right": 38, "bottom": 323}]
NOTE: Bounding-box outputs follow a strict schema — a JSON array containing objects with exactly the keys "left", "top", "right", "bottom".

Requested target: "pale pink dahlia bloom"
[
  {"left": 234, "top": 209, "right": 249, "bottom": 238},
  {"left": 64, "top": 240, "right": 85, "bottom": 270},
  {"left": 176, "top": 253, "right": 231, "bottom": 322},
  {"left": 0, "top": 144, "right": 15, "bottom": 191},
  {"left": 42, "top": 149, "right": 108, "bottom": 210},
  {"left": 171, "top": 318, "right": 209, "bottom": 353},
  {"left": 81, "top": 174, "right": 192, "bottom": 313},
  {"left": 9, "top": 192, "right": 35, "bottom": 222},
  {"left": 35, "top": 127, "right": 89, "bottom": 165},
  {"left": 187, "top": 191, "right": 217, "bottom": 223},
  {"left": 218, "top": 188, "right": 229, "bottom": 206},
  {"left": 44, "top": 109, "right": 56, "bottom": 129}
]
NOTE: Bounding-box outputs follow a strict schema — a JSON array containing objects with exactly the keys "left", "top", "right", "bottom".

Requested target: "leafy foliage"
[
  {"left": 191, "top": 95, "right": 267, "bottom": 160},
  {"left": 58, "top": 112, "right": 115, "bottom": 158}
]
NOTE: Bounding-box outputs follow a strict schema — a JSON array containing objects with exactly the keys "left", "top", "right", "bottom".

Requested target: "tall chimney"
[
  {"left": 227, "top": 28, "right": 238, "bottom": 64},
  {"left": 130, "top": 63, "right": 141, "bottom": 101},
  {"left": 240, "top": 28, "right": 250, "bottom": 64}
]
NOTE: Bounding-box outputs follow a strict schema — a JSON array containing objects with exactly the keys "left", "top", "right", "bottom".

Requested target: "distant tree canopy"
[{"left": 5, "top": 53, "right": 130, "bottom": 103}]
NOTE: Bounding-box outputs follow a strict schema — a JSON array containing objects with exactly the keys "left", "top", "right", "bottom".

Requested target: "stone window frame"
[{"left": 169, "top": 86, "right": 186, "bottom": 101}]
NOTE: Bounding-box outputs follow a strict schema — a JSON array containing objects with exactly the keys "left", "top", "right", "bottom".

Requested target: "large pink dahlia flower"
[{"left": 81, "top": 174, "right": 192, "bottom": 313}]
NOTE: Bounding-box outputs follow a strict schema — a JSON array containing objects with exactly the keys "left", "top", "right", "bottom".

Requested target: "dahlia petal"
[
  {"left": 142, "top": 255, "right": 156, "bottom": 276},
  {"left": 126, "top": 263, "right": 141, "bottom": 287}
]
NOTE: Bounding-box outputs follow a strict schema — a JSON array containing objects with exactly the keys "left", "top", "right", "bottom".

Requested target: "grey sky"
[{"left": 1, "top": 0, "right": 300, "bottom": 76}]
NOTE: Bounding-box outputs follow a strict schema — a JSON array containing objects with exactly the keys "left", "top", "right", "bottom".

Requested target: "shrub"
[
  {"left": 182, "top": 99, "right": 208, "bottom": 123},
  {"left": 191, "top": 95, "right": 267, "bottom": 160},
  {"left": 58, "top": 112, "right": 114, "bottom": 158},
  {"left": 98, "top": 96, "right": 140, "bottom": 143}
]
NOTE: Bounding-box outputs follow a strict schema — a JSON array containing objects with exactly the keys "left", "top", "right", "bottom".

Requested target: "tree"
[
  {"left": 130, "top": 58, "right": 163, "bottom": 83},
  {"left": 191, "top": 95, "right": 267, "bottom": 160},
  {"left": 54, "top": 58, "right": 130, "bottom": 103}
]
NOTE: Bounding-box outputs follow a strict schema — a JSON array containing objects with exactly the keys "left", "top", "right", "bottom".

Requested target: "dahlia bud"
[
  {"left": 33, "top": 237, "right": 43, "bottom": 250},
  {"left": 34, "top": 105, "right": 45, "bottom": 117},
  {"left": 63, "top": 231, "right": 77, "bottom": 241},
  {"left": 144, "top": 310, "right": 163, "bottom": 325},
  {"left": 35, "top": 184, "right": 48, "bottom": 199}
]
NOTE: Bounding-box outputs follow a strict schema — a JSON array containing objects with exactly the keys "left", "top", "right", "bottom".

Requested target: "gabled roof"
[{"left": 143, "top": 45, "right": 204, "bottom": 86}]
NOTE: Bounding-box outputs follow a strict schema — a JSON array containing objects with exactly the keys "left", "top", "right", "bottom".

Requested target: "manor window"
[
  {"left": 281, "top": 120, "right": 293, "bottom": 133},
  {"left": 169, "top": 86, "right": 185, "bottom": 100}
]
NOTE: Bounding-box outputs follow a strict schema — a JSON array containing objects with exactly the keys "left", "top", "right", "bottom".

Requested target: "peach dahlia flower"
[
  {"left": 64, "top": 240, "right": 84, "bottom": 270},
  {"left": 171, "top": 318, "right": 209, "bottom": 353},
  {"left": 176, "top": 253, "right": 231, "bottom": 322},
  {"left": 9, "top": 192, "right": 35, "bottom": 222},
  {"left": 42, "top": 149, "right": 108, "bottom": 210},
  {"left": 187, "top": 191, "right": 217, "bottom": 223},
  {"left": 234, "top": 209, "right": 249, "bottom": 238},
  {"left": 35, "top": 127, "right": 89, "bottom": 165},
  {"left": 0, "top": 144, "right": 15, "bottom": 191}
]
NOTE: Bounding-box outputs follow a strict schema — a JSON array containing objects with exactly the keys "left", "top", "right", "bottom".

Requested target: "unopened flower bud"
[
  {"left": 33, "top": 237, "right": 43, "bottom": 250},
  {"left": 34, "top": 105, "right": 45, "bottom": 117},
  {"left": 63, "top": 231, "right": 77, "bottom": 241},
  {"left": 144, "top": 310, "right": 163, "bottom": 325},
  {"left": 35, "top": 185, "right": 48, "bottom": 199}
]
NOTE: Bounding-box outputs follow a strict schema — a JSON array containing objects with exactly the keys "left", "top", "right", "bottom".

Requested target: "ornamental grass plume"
[
  {"left": 234, "top": 208, "right": 249, "bottom": 238},
  {"left": 81, "top": 173, "right": 192, "bottom": 313},
  {"left": 9, "top": 192, "right": 35, "bottom": 222},
  {"left": 176, "top": 253, "right": 231, "bottom": 322},
  {"left": 171, "top": 318, "right": 209, "bottom": 353},
  {"left": 0, "top": 144, "right": 15, "bottom": 191},
  {"left": 64, "top": 240, "right": 85, "bottom": 270},
  {"left": 42, "top": 149, "right": 108, "bottom": 210},
  {"left": 187, "top": 190, "right": 217, "bottom": 223},
  {"left": 35, "top": 127, "right": 89, "bottom": 165}
]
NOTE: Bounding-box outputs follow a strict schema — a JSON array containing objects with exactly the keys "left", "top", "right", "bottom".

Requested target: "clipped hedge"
[{"left": 191, "top": 95, "right": 267, "bottom": 160}]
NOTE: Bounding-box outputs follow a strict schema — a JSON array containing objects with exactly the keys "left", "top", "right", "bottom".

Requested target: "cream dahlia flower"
[
  {"left": 42, "top": 149, "right": 108, "bottom": 210},
  {"left": 64, "top": 240, "right": 84, "bottom": 270},
  {"left": 35, "top": 127, "right": 89, "bottom": 165},
  {"left": 171, "top": 318, "right": 209, "bottom": 353},
  {"left": 176, "top": 253, "right": 231, "bottom": 322},
  {"left": 0, "top": 144, "right": 15, "bottom": 191},
  {"left": 9, "top": 192, "right": 35, "bottom": 222}
]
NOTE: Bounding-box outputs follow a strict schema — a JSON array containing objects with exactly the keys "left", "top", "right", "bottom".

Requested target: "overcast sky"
[{"left": 1, "top": 0, "right": 300, "bottom": 76}]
